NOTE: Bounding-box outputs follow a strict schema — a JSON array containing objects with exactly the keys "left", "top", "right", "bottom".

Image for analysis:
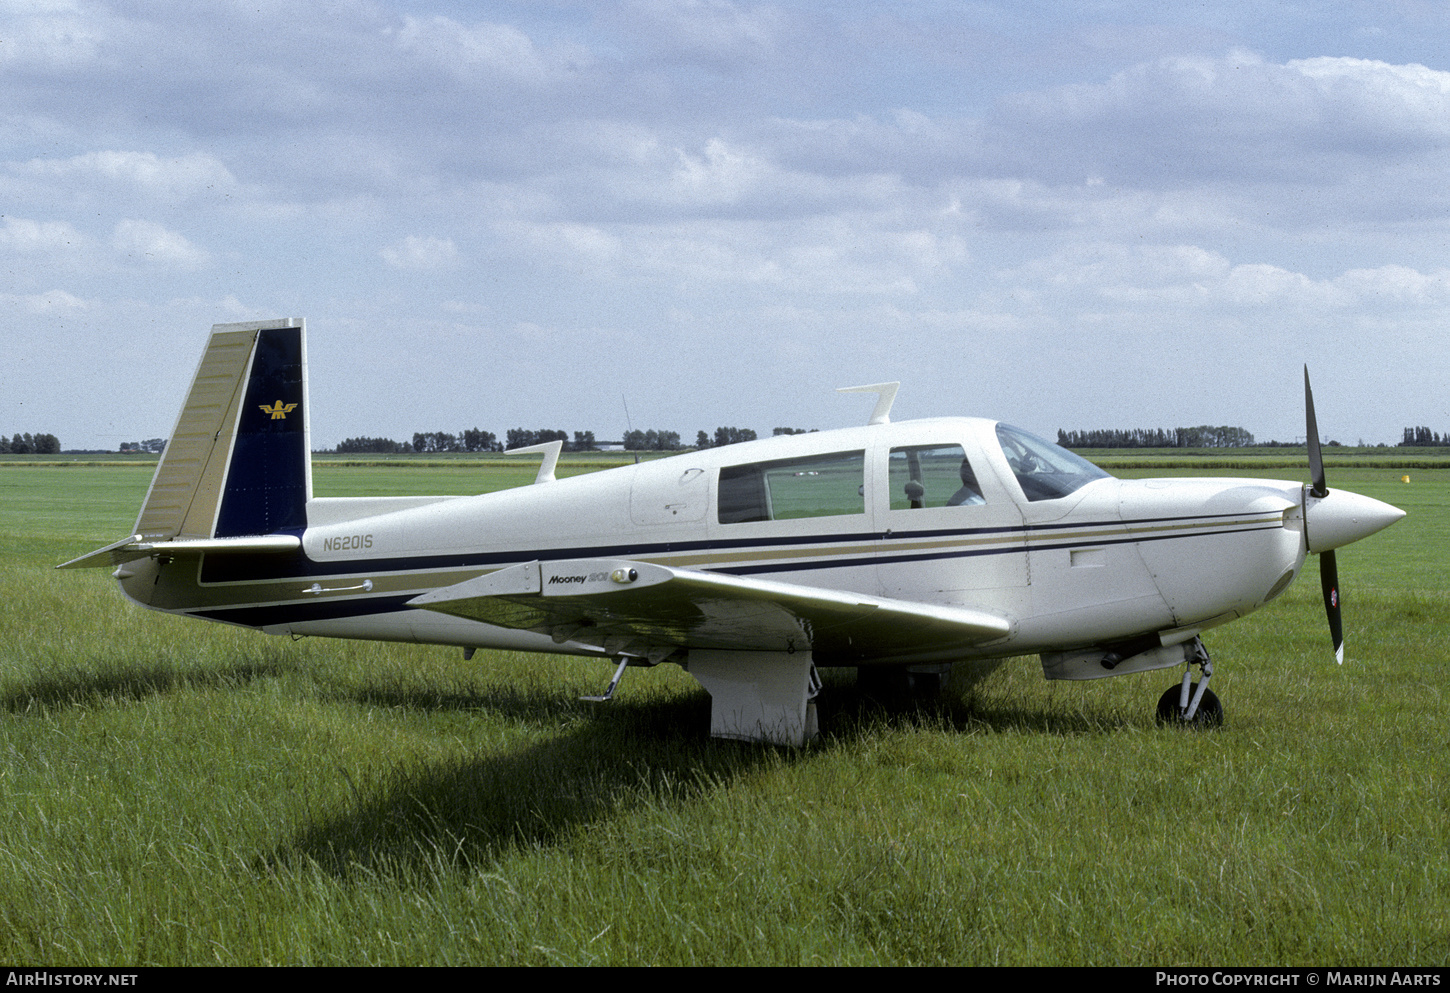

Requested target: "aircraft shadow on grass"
[
  {"left": 1, "top": 656, "right": 288, "bottom": 713},
  {"left": 260, "top": 669, "right": 1131, "bottom": 879},
  {"left": 260, "top": 689, "right": 730, "bottom": 878}
]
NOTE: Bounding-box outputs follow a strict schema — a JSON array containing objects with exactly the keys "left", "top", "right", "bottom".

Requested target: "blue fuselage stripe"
[
  {"left": 202, "top": 510, "right": 1275, "bottom": 583},
  {"left": 188, "top": 513, "right": 1282, "bottom": 627}
]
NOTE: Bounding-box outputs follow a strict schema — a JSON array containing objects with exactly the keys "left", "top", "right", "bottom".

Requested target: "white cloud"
[
  {"left": 1219, "top": 263, "right": 1336, "bottom": 307},
  {"left": 1335, "top": 265, "right": 1450, "bottom": 304},
  {"left": 666, "top": 138, "right": 771, "bottom": 206},
  {"left": 0, "top": 0, "right": 111, "bottom": 67},
  {"left": 0, "top": 216, "right": 85, "bottom": 252},
  {"left": 1289, "top": 57, "right": 1450, "bottom": 129},
  {"left": 0, "top": 4, "right": 1445, "bottom": 450},
  {"left": 499, "top": 222, "right": 622, "bottom": 268},
  {"left": 111, "top": 219, "right": 209, "bottom": 268},
  {"left": 14, "top": 150, "right": 237, "bottom": 199},
  {"left": 528, "top": 127, "right": 910, "bottom": 224},
  {"left": 500, "top": 214, "right": 965, "bottom": 295},
  {"left": 1008, "top": 245, "right": 1450, "bottom": 312},
  {"left": 0, "top": 288, "right": 89, "bottom": 313},
  {"left": 391, "top": 15, "right": 590, "bottom": 86},
  {"left": 621, "top": 0, "right": 787, "bottom": 62},
  {"left": 380, "top": 235, "right": 458, "bottom": 270},
  {"left": 995, "top": 51, "right": 1450, "bottom": 190}
]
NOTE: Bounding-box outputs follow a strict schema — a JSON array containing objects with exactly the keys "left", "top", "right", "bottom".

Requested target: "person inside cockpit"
[{"left": 947, "top": 458, "right": 985, "bottom": 506}]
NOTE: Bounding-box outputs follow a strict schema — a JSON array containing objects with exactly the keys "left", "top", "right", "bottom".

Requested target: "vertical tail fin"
[{"left": 135, "top": 319, "right": 311, "bottom": 539}]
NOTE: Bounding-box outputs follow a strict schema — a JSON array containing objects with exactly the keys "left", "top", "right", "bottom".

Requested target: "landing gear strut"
[{"left": 1156, "top": 637, "right": 1223, "bottom": 728}]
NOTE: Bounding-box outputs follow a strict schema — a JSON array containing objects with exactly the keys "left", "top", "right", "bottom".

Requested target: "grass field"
[{"left": 0, "top": 456, "right": 1446, "bottom": 965}]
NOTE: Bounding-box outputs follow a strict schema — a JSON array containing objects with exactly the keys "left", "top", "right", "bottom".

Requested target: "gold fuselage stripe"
[{"left": 155, "top": 512, "right": 1284, "bottom": 614}]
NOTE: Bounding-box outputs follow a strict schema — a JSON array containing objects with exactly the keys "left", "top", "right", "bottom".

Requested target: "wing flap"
[{"left": 410, "top": 558, "right": 1013, "bottom": 663}]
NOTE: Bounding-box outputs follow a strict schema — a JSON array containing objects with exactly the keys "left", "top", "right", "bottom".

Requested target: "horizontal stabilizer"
[
  {"left": 409, "top": 558, "right": 1013, "bottom": 663},
  {"left": 57, "top": 534, "right": 301, "bottom": 570}
]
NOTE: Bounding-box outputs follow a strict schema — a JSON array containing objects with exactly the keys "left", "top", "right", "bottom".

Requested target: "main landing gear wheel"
[
  {"left": 857, "top": 663, "right": 951, "bottom": 698},
  {"left": 1156, "top": 684, "right": 1223, "bottom": 728}
]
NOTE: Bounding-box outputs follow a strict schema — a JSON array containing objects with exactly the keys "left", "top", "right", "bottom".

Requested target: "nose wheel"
[{"left": 1156, "top": 637, "right": 1223, "bottom": 728}]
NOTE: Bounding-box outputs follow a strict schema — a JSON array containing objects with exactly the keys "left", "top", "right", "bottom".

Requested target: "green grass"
[{"left": 0, "top": 460, "right": 1446, "bottom": 964}]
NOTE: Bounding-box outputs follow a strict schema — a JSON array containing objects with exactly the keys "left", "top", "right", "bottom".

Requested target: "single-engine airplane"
[{"left": 62, "top": 319, "right": 1405, "bottom": 745}]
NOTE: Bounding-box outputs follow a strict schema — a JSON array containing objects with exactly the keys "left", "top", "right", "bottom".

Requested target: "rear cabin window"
[
  {"left": 889, "top": 445, "right": 984, "bottom": 509},
  {"left": 718, "top": 450, "right": 866, "bottom": 524}
]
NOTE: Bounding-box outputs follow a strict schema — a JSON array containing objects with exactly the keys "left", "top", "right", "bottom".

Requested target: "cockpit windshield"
[{"left": 994, "top": 423, "right": 1112, "bottom": 502}]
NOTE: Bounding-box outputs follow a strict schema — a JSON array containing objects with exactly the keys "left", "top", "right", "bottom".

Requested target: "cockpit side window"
[
  {"left": 889, "top": 445, "right": 984, "bottom": 509},
  {"left": 718, "top": 450, "right": 865, "bottom": 524},
  {"left": 994, "top": 423, "right": 1111, "bottom": 502}
]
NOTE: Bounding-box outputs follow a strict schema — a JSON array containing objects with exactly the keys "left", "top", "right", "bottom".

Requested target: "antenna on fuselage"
[
  {"left": 622, "top": 393, "right": 639, "bottom": 464},
  {"left": 836, "top": 382, "right": 900, "bottom": 426}
]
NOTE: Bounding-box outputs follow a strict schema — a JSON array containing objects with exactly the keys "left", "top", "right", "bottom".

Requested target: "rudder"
[{"left": 135, "top": 319, "right": 311, "bottom": 540}]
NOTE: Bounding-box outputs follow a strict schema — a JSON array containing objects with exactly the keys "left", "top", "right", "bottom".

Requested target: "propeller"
[{"left": 1303, "top": 366, "right": 1344, "bottom": 663}]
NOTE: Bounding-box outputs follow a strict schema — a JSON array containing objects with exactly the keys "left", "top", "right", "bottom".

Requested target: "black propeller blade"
[
  {"left": 1320, "top": 547, "right": 1343, "bottom": 664},
  {"left": 1304, "top": 366, "right": 1343, "bottom": 663},
  {"left": 1304, "top": 366, "right": 1327, "bottom": 499}
]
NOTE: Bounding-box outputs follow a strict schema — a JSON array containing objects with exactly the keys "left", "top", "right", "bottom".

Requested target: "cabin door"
[{"left": 874, "top": 441, "right": 1028, "bottom": 604}]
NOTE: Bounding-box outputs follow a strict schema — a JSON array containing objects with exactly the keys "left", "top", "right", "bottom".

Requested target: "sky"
[{"left": 3, "top": 0, "right": 1449, "bottom": 451}]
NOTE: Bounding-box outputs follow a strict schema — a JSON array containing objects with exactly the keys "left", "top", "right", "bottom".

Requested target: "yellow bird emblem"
[{"left": 259, "top": 401, "right": 298, "bottom": 420}]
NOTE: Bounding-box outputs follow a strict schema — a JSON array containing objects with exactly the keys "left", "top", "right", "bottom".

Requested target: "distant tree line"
[
  {"left": 333, "top": 431, "right": 499, "bottom": 454},
  {"left": 1057, "top": 425, "right": 1256, "bottom": 449},
  {"left": 1, "top": 432, "right": 61, "bottom": 454},
  {"left": 697, "top": 426, "right": 758, "bottom": 448},
  {"left": 417, "top": 428, "right": 505, "bottom": 453},
  {"left": 333, "top": 428, "right": 601, "bottom": 454},
  {"left": 509, "top": 429, "right": 599, "bottom": 452},
  {"left": 1399, "top": 427, "right": 1449, "bottom": 447},
  {"left": 328, "top": 424, "right": 787, "bottom": 453},
  {"left": 614, "top": 426, "right": 787, "bottom": 450},
  {"left": 623, "top": 429, "right": 682, "bottom": 451},
  {"left": 120, "top": 438, "right": 166, "bottom": 453},
  {"left": 335, "top": 436, "right": 414, "bottom": 454}
]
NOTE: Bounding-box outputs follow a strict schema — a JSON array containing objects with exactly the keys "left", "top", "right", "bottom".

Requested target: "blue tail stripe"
[{"left": 215, "top": 327, "right": 308, "bottom": 537}]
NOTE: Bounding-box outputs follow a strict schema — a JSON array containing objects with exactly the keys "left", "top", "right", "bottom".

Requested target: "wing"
[{"left": 409, "top": 558, "right": 1013, "bottom": 664}]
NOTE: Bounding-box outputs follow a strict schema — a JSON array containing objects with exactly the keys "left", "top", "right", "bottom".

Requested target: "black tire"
[
  {"left": 906, "top": 670, "right": 949, "bottom": 695},
  {"left": 857, "top": 665, "right": 951, "bottom": 698},
  {"left": 1156, "top": 683, "right": 1224, "bottom": 728},
  {"left": 856, "top": 666, "right": 912, "bottom": 699}
]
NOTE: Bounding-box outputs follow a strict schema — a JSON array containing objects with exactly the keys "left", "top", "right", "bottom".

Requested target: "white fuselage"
[{"left": 121, "top": 416, "right": 1317, "bottom": 666}]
